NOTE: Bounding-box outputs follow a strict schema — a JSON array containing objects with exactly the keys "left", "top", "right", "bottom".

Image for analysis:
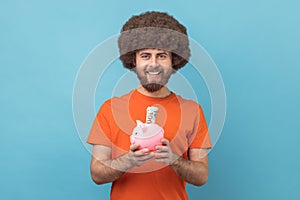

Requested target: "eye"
[
  {"left": 157, "top": 54, "right": 167, "bottom": 59},
  {"left": 140, "top": 54, "right": 150, "bottom": 59}
]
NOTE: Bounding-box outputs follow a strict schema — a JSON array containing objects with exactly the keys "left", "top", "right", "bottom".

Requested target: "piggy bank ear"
[{"left": 136, "top": 120, "right": 143, "bottom": 126}]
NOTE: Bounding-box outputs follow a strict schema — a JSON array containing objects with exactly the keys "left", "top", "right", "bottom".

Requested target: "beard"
[
  {"left": 142, "top": 83, "right": 164, "bottom": 92},
  {"left": 134, "top": 64, "right": 175, "bottom": 92}
]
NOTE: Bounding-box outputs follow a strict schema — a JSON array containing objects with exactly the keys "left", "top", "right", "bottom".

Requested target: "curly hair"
[{"left": 118, "top": 11, "right": 190, "bottom": 70}]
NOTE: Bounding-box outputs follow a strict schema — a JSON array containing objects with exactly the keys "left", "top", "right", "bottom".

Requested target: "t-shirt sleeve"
[
  {"left": 86, "top": 101, "right": 112, "bottom": 147},
  {"left": 188, "top": 105, "right": 212, "bottom": 149}
]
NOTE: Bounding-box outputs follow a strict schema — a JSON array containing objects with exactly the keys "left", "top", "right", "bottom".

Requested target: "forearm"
[
  {"left": 91, "top": 153, "right": 133, "bottom": 185},
  {"left": 170, "top": 156, "right": 208, "bottom": 186},
  {"left": 91, "top": 144, "right": 154, "bottom": 184}
]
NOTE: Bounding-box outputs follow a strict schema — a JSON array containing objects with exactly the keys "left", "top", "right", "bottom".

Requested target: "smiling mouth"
[{"left": 147, "top": 71, "right": 161, "bottom": 75}]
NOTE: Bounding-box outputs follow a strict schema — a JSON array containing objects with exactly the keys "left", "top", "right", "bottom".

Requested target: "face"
[{"left": 134, "top": 49, "right": 175, "bottom": 92}]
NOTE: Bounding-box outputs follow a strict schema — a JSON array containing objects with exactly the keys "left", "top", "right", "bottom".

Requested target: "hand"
[
  {"left": 154, "top": 138, "right": 179, "bottom": 165},
  {"left": 127, "top": 144, "right": 154, "bottom": 167}
]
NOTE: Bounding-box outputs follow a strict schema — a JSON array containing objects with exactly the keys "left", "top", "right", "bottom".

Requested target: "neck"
[{"left": 137, "top": 85, "right": 171, "bottom": 98}]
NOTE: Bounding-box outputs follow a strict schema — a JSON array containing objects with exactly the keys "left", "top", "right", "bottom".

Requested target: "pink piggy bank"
[{"left": 130, "top": 120, "right": 164, "bottom": 151}]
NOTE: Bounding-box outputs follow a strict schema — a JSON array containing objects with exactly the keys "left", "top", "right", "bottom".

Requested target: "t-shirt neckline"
[{"left": 132, "top": 89, "right": 175, "bottom": 102}]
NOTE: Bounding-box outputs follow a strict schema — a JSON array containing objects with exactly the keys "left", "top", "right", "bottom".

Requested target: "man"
[{"left": 87, "top": 11, "right": 212, "bottom": 200}]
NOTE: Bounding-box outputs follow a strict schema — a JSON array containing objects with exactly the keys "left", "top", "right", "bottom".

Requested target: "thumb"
[
  {"left": 161, "top": 138, "right": 169, "bottom": 146},
  {"left": 130, "top": 144, "right": 140, "bottom": 151}
]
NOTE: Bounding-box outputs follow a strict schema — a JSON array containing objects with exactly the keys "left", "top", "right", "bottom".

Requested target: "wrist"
[
  {"left": 170, "top": 154, "right": 181, "bottom": 166},
  {"left": 109, "top": 153, "right": 134, "bottom": 172},
  {"left": 122, "top": 153, "right": 135, "bottom": 171}
]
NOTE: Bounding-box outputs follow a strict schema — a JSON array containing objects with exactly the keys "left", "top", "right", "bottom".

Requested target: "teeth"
[{"left": 148, "top": 71, "right": 160, "bottom": 75}]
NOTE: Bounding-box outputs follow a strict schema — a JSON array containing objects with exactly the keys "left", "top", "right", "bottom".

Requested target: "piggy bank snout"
[{"left": 130, "top": 129, "right": 164, "bottom": 151}]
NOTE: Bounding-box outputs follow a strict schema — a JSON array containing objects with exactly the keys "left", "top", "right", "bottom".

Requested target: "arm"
[
  {"left": 170, "top": 148, "right": 209, "bottom": 186},
  {"left": 90, "top": 144, "right": 154, "bottom": 185},
  {"left": 154, "top": 139, "right": 209, "bottom": 186}
]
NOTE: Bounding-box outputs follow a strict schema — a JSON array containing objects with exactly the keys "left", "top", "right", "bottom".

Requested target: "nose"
[{"left": 149, "top": 56, "right": 158, "bottom": 67}]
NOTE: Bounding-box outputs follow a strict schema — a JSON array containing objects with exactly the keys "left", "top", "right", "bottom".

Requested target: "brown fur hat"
[{"left": 118, "top": 11, "right": 190, "bottom": 70}]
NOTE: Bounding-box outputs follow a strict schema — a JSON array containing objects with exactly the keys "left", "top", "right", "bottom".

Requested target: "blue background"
[{"left": 1, "top": 0, "right": 299, "bottom": 199}]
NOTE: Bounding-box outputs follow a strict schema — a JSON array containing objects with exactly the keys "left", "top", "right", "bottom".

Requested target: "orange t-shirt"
[{"left": 87, "top": 90, "right": 211, "bottom": 200}]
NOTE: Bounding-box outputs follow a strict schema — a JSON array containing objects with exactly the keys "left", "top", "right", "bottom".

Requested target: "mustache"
[
  {"left": 131, "top": 64, "right": 162, "bottom": 73},
  {"left": 142, "top": 64, "right": 163, "bottom": 72}
]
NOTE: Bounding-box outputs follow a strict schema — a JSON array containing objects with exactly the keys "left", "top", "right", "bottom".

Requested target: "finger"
[
  {"left": 155, "top": 145, "right": 169, "bottom": 152},
  {"left": 154, "top": 152, "right": 169, "bottom": 159},
  {"left": 155, "top": 158, "right": 168, "bottom": 163},
  {"left": 137, "top": 153, "right": 154, "bottom": 162},
  {"left": 130, "top": 144, "right": 140, "bottom": 151},
  {"left": 161, "top": 138, "right": 169, "bottom": 146},
  {"left": 134, "top": 148, "right": 150, "bottom": 157}
]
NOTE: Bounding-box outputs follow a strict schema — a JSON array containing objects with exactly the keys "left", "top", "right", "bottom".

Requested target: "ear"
[{"left": 136, "top": 120, "right": 143, "bottom": 126}]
